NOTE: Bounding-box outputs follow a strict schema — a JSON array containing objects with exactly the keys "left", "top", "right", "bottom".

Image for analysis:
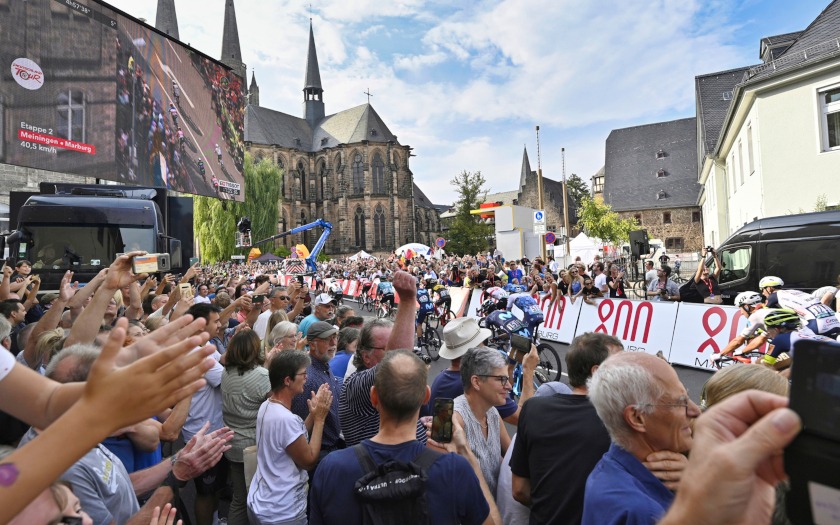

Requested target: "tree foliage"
[
  {"left": 577, "top": 197, "right": 638, "bottom": 246},
  {"left": 446, "top": 170, "right": 493, "bottom": 256},
  {"left": 194, "top": 154, "right": 283, "bottom": 263},
  {"left": 565, "top": 173, "right": 590, "bottom": 212}
]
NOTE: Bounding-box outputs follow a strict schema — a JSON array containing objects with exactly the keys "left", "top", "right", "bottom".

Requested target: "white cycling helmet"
[
  {"left": 759, "top": 276, "right": 784, "bottom": 289},
  {"left": 734, "top": 291, "right": 763, "bottom": 308}
]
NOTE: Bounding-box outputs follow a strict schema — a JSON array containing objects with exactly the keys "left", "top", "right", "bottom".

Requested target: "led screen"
[{"left": 0, "top": 0, "right": 245, "bottom": 200}]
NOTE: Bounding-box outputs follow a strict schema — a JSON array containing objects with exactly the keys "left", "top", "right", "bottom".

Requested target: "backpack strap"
[
  {"left": 354, "top": 443, "right": 443, "bottom": 473},
  {"left": 353, "top": 443, "right": 378, "bottom": 475},
  {"left": 412, "top": 447, "right": 443, "bottom": 470}
]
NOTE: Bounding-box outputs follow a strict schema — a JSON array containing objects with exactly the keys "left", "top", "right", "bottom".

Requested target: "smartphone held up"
[{"left": 431, "top": 398, "right": 454, "bottom": 444}]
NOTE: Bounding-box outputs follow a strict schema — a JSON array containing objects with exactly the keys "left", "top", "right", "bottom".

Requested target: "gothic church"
[{"left": 156, "top": 0, "right": 443, "bottom": 255}]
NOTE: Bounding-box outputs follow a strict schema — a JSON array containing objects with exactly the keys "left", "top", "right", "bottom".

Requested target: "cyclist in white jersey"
[
  {"left": 760, "top": 276, "right": 840, "bottom": 338},
  {"left": 712, "top": 292, "right": 771, "bottom": 363}
]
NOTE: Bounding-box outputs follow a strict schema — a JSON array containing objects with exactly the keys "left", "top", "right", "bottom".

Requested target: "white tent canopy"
[
  {"left": 568, "top": 233, "right": 602, "bottom": 264},
  {"left": 396, "top": 243, "right": 433, "bottom": 258},
  {"left": 348, "top": 250, "right": 373, "bottom": 261}
]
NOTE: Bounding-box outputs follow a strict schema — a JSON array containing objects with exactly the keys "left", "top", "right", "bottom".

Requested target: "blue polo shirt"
[
  {"left": 291, "top": 357, "right": 343, "bottom": 451},
  {"left": 582, "top": 443, "right": 675, "bottom": 525}
]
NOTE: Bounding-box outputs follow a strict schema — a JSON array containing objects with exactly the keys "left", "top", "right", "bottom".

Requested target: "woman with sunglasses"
[
  {"left": 448, "top": 347, "right": 512, "bottom": 497},
  {"left": 567, "top": 266, "right": 585, "bottom": 304},
  {"left": 581, "top": 277, "right": 604, "bottom": 305}
]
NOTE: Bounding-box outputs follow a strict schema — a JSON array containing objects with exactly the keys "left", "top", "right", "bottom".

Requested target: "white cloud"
[{"left": 102, "top": 0, "right": 798, "bottom": 204}]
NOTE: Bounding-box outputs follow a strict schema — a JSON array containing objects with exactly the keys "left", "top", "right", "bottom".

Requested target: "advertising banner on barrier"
[
  {"left": 466, "top": 289, "right": 485, "bottom": 319},
  {"left": 448, "top": 287, "right": 470, "bottom": 318},
  {"left": 535, "top": 293, "right": 583, "bottom": 345},
  {"left": 575, "top": 298, "right": 679, "bottom": 356},
  {"left": 668, "top": 303, "right": 766, "bottom": 371}
]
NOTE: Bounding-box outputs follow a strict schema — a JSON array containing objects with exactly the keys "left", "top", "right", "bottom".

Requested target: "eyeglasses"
[
  {"left": 295, "top": 372, "right": 308, "bottom": 379},
  {"left": 478, "top": 374, "right": 511, "bottom": 386},
  {"left": 60, "top": 517, "right": 84, "bottom": 525},
  {"left": 275, "top": 295, "right": 290, "bottom": 301},
  {"left": 636, "top": 397, "right": 692, "bottom": 416}
]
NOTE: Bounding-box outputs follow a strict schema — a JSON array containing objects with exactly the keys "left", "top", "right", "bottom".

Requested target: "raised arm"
[
  {"left": 0, "top": 265, "right": 12, "bottom": 300},
  {"left": 388, "top": 271, "right": 417, "bottom": 351},
  {"left": 694, "top": 249, "right": 707, "bottom": 283},
  {"left": 20, "top": 272, "right": 76, "bottom": 369},
  {"left": 0, "top": 316, "right": 215, "bottom": 523}
]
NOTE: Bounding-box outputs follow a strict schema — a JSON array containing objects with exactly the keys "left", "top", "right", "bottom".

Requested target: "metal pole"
[
  {"left": 562, "top": 147, "right": 571, "bottom": 258},
  {"left": 535, "top": 126, "right": 546, "bottom": 261}
]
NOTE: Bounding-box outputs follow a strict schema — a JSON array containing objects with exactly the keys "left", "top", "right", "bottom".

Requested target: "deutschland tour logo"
[{"left": 11, "top": 58, "right": 44, "bottom": 90}]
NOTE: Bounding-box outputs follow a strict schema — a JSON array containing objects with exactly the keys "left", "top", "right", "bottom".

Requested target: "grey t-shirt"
[{"left": 19, "top": 428, "right": 139, "bottom": 525}]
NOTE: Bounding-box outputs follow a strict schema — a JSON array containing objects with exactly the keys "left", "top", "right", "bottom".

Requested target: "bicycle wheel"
[
  {"left": 364, "top": 296, "right": 374, "bottom": 312},
  {"left": 425, "top": 326, "right": 441, "bottom": 361},
  {"left": 440, "top": 310, "right": 456, "bottom": 327},
  {"left": 376, "top": 303, "right": 385, "bottom": 318},
  {"left": 536, "top": 343, "right": 561, "bottom": 382},
  {"left": 632, "top": 280, "right": 647, "bottom": 299}
]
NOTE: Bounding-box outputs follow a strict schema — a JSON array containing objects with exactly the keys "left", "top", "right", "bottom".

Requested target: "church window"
[
  {"left": 319, "top": 163, "right": 326, "bottom": 200},
  {"left": 352, "top": 153, "right": 364, "bottom": 195},
  {"left": 298, "top": 161, "right": 307, "bottom": 200},
  {"left": 372, "top": 153, "right": 385, "bottom": 193},
  {"left": 374, "top": 205, "right": 386, "bottom": 248},
  {"left": 354, "top": 206, "right": 366, "bottom": 249}
]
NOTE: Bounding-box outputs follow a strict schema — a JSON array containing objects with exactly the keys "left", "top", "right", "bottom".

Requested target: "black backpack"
[{"left": 352, "top": 444, "right": 443, "bottom": 525}]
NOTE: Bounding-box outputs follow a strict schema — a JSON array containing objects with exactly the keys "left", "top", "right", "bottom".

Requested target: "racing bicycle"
[{"left": 416, "top": 315, "right": 441, "bottom": 361}]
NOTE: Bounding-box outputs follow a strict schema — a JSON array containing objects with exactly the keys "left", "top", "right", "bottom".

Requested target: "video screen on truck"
[{"left": 0, "top": 0, "right": 245, "bottom": 201}]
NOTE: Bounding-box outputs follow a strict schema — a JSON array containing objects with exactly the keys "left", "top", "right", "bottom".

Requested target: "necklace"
[{"left": 268, "top": 398, "right": 288, "bottom": 409}]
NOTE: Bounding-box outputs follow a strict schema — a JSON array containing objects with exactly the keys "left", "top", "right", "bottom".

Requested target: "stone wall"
[{"left": 617, "top": 206, "right": 704, "bottom": 252}]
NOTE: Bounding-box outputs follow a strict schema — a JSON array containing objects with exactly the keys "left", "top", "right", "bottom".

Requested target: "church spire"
[
  {"left": 249, "top": 70, "right": 260, "bottom": 107},
  {"left": 154, "top": 0, "right": 180, "bottom": 40},
  {"left": 220, "top": 0, "right": 246, "bottom": 82},
  {"left": 303, "top": 21, "right": 325, "bottom": 126},
  {"left": 520, "top": 146, "right": 532, "bottom": 190}
]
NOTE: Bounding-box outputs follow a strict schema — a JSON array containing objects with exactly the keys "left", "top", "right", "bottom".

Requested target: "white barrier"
[
  {"left": 574, "top": 299, "right": 679, "bottom": 357},
  {"left": 536, "top": 294, "right": 583, "bottom": 345},
  {"left": 669, "top": 303, "right": 767, "bottom": 371}
]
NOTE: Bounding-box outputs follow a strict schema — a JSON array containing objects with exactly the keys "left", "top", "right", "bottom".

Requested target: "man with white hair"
[{"left": 582, "top": 352, "right": 700, "bottom": 525}]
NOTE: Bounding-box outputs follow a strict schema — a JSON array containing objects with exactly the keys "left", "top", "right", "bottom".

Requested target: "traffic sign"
[
  {"left": 534, "top": 210, "right": 546, "bottom": 225},
  {"left": 436, "top": 237, "right": 446, "bottom": 248},
  {"left": 545, "top": 232, "right": 556, "bottom": 244}
]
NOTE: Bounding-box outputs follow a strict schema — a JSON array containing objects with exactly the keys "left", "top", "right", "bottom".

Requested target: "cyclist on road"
[
  {"left": 376, "top": 276, "right": 396, "bottom": 313},
  {"left": 761, "top": 276, "right": 840, "bottom": 338},
  {"left": 482, "top": 284, "right": 509, "bottom": 312},
  {"left": 196, "top": 158, "right": 205, "bottom": 176},
  {"left": 328, "top": 278, "right": 344, "bottom": 305},
  {"left": 711, "top": 291, "right": 770, "bottom": 364},
  {"left": 761, "top": 308, "right": 834, "bottom": 369},
  {"left": 415, "top": 284, "right": 436, "bottom": 342},
  {"left": 506, "top": 291, "right": 545, "bottom": 339},
  {"left": 429, "top": 278, "right": 451, "bottom": 318},
  {"left": 168, "top": 102, "right": 178, "bottom": 126},
  {"left": 215, "top": 143, "right": 223, "bottom": 165},
  {"left": 172, "top": 80, "right": 180, "bottom": 105}
]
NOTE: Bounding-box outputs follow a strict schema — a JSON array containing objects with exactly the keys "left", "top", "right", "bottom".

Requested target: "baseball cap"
[
  {"left": 308, "top": 321, "right": 338, "bottom": 339},
  {"left": 313, "top": 293, "right": 336, "bottom": 306},
  {"left": 439, "top": 317, "right": 492, "bottom": 360}
]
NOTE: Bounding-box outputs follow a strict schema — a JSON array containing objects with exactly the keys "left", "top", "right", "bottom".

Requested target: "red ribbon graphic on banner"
[{"left": 698, "top": 307, "right": 727, "bottom": 354}]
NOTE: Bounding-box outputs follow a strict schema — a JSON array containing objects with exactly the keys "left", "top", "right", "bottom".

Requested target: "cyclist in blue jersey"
[
  {"left": 507, "top": 292, "right": 545, "bottom": 338},
  {"left": 415, "top": 285, "right": 436, "bottom": 341},
  {"left": 762, "top": 308, "right": 835, "bottom": 370},
  {"left": 377, "top": 277, "right": 396, "bottom": 312}
]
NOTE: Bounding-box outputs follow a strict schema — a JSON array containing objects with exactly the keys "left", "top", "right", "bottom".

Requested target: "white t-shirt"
[
  {"left": 0, "top": 347, "right": 15, "bottom": 382},
  {"left": 193, "top": 295, "right": 211, "bottom": 304},
  {"left": 645, "top": 269, "right": 658, "bottom": 286},
  {"left": 247, "top": 401, "right": 309, "bottom": 522},
  {"left": 593, "top": 273, "right": 608, "bottom": 294},
  {"left": 253, "top": 309, "right": 273, "bottom": 341},
  {"left": 497, "top": 434, "right": 530, "bottom": 525},
  {"left": 182, "top": 350, "right": 224, "bottom": 441}
]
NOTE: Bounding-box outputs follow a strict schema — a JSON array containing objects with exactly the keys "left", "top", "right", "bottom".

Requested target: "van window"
[
  {"left": 710, "top": 246, "right": 752, "bottom": 284},
  {"left": 765, "top": 240, "right": 839, "bottom": 290}
]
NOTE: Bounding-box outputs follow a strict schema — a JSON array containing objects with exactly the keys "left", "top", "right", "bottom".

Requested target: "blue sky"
[{"left": 107, "top": 0, "right": 832, "bottom": 204}]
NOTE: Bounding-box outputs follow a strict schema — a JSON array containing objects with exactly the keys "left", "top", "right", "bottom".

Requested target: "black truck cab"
[{"left": 706, "top": 210, "right": 840, "bottom": 303}]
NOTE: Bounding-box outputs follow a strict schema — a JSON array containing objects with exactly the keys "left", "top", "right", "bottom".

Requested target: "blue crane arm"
[{"left": 250, "top": 219, "right": 332, "bottom": 273}]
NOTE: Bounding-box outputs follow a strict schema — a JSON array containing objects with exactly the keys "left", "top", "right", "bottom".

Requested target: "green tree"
[
  {"left": 194, "top": 153, "right": 283, "bottom": 263},
  {"left": 577, "top": 197, "right": 638, "bottom": 246},
  {"left": 446, "top": 170, "right": 493, "bottom": 256},
  {"left": 565, "top": 173, "right": 590, "bottom": 211}
]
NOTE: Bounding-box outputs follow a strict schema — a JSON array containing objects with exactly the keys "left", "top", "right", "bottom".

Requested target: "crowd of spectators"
[{"left": 0, "top": 247, "right": 828, "bottom": 525}]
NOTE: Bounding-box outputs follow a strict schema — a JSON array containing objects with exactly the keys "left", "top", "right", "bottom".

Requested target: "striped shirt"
[
  {"left": 221, "top": 365, "right": 271, "bottom": 462},
  {"left": 339, "top": 365, "right": 427, "bottom": 446},
  {"left": 454, "top": 394, "right": 502, "bottom": 495}
]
